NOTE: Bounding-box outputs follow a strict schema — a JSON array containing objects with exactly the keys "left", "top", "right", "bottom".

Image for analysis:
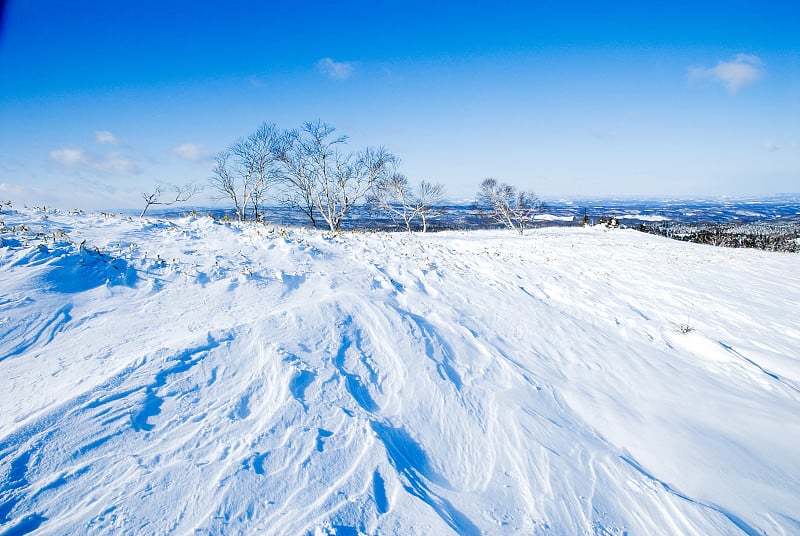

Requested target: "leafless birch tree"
[
  {"left": 369, "top": 173, "right": 417, "bottom": 232},
  {"left": 477, "top": 178, "right": 541, "bottom": 234},
  {"left": 415, "top": 180, "right": 446, "bottom": 232},
  {"left": 276, "top": 121, "right": 395, "bottom": 231},
  {"left": 209, "top": 122, "right": 281, "bottom": 221},
  {"left": 370, "top": 174, "right": 445, "bottom": 232}
]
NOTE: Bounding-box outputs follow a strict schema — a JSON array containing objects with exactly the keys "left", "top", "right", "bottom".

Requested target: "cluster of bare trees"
[
  {"left": 208, "top": 120, "right": 446, "bottom": 232},
  {"left": 476, "top": 178, "right": 542, "bottom": 234},
  {"left": 210, "top": 123, "right": 280, "bottom": 223},
  {"left": 368, "top": 174, "right": 445, "bottom": 232},
  {"left": 139, "top": 121, "right": 546, "bottom": 235},
  {"left": 275, "top": 121, "right": 396, "bottom": 232}
]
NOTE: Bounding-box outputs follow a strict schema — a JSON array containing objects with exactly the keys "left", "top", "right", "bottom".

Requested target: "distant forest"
[{"left": 636, "top": 221, "right": 800, "bottom": 253}]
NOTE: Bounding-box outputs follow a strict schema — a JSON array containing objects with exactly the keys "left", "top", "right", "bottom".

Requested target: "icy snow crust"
[{"left": 1, "top": 208, "right": 799, "bottom": 535}]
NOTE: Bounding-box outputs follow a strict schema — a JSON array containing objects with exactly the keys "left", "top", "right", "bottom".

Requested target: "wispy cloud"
[
  {"left": 763, "top": 139, "right": 799, "bottom": 153},
  {"left": 688, "top": 54, "right": 764, "bottom": 94},
  {"left": 50, "top": 148, "right": 85, "bottom": 167},
  {"left": 95, "top": 130, "right": 118, "bottom": 144},
  {"left": 0, "top": 183, "right": 16, "bottom": 192},
  {"left": 172, "top": 142, "right": 212, "bottom": 161},
  {"left": 50, "top": 148, "right": 140, "bottom": 175},
  {"left": 316, "top": 57, "right": 356, "bottom": 80}
]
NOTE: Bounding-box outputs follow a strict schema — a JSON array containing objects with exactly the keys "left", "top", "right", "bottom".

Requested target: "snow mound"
[{"left": 1, "top": 208, "right": 799, "bottom": 535}]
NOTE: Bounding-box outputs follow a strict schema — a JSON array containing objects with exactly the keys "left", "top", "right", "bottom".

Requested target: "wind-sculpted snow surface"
[{"left": 1, "top": 208, "right": 799, "bottom": 535}]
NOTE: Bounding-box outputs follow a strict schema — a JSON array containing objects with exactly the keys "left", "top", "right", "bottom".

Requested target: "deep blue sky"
[{"left": 1, "top": 1, "right": 798, "bottom": 209}]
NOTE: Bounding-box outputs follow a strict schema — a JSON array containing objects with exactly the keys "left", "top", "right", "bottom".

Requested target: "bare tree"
[
  {"left": 477, "top": 178, "right": 541, "bottom": 234},
  {"left": 209, "top": 152, "right": 241, "bottom": 219},
  {"left": 209, "top": 122, "right": 281, "bottom": 221},
  {"left": 370, "top": 175, "right": 446, "bottom": 232},
  {"left": 273, "top": 127, "right": 327, "bottom": 229},
  {"left": 276, "top": 121, "right": 395, "bottom": 232},
  {"left": 369, "top": 173, "right": 417, "bottom": 232},
  {"left": 415, "top": 180, "right": 446, "bottom": 232},
  {"left": 140, "top": 183, "right": 201, "bottom": 217}
]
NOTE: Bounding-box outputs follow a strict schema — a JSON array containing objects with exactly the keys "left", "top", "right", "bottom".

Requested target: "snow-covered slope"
[{"left": 1, "top": 208, "right": 798, "bottom": 535}]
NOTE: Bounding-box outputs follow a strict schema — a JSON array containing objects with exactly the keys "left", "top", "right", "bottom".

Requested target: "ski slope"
[{"left": 1, "top": 207, "right": 799, "bottom": 535}]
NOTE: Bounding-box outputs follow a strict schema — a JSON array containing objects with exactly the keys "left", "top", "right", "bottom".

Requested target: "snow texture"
[{"left": 1, "top": 208, "right": 799, "bottom": 535}]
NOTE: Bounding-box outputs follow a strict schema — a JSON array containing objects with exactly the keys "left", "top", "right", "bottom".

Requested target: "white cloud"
[
  {"left": 172, "top": 142, "right": 212, "bottom": 161},
  {"left": 764, "top": 140, "right": 781, "bottom": 152},
  {"left": 95, "top": 154, "right": 138, "bottom": 175},
  {"left": 316, "top": 57, "right": 356, "bottom": 80},
  {"left": 50, "top": 148, "right": 86, "bottom": 167},
  {"left": 95, "top": 130, "right": 118, "bottom": 144},
  {"left": 50, "top": 147, "right": 139, "bottom": 175},
  {"left": 688, "top": 54, "right": 764, "bottom": 94}
]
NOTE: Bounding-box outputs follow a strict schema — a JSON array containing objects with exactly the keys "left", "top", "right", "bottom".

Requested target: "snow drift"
[{"left": 1, "top": 208, "right": 799, "bottom": 535}]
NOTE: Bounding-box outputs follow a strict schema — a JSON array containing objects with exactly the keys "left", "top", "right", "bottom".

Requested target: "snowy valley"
[{"left": 1, "top": 207, "right": 799, "bottom": 535}]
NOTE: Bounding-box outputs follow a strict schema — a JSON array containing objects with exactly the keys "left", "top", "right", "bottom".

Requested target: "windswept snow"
[{"left": 1, "top": 208, "right": 799, "bottom": 535}]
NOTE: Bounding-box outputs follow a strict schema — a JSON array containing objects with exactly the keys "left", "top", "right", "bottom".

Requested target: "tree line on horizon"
[{"left": 141, "top": 120, "right": 543, "bottom": 234}]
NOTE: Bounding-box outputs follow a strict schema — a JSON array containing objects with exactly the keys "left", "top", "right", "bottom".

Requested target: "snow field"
[{"left": 1, "top": 208, "right": 799, "bottom": 534}]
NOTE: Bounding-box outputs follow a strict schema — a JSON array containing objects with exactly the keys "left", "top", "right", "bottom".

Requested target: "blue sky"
[{"left": 1, "top": 1, "right": 798, "bottom": 209}]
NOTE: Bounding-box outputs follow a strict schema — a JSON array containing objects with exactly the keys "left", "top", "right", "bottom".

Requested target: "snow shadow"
[
  {"left": 719, "top": 342, "right": 800, "bottom": 394},
  {"left": 288, "top": 369, "right": 316, "bottom": 410},
  {"left": 401, "top": 310, "right": 463, "bottom": 391},
  {"left": 370, "top": 421, "right": 480, "bottom": 535},
  {"left": 620, "top": 455, "right": 761, "bottom": 536},
  {"left": 0, "top": 513, "right": 47, "bottom": 536},
  {"left": 0, "top": 305, "right": 72, "bottom": 363},
  {"left": 0, "top": 451, "right": 32, "bottom": 525},
  {"left": 42, "top": 247, "right": 138, "bottom": 293},
  {"left": 131, "top": 332, "right": 228, "bottom": 432},
  {"left": 372, "top": 470, "right": 389, "bottom": 515},
  {"left": 0, "top": 445, "right": 48, "bottom": 535},
  {"left": 333, "top": 326, "right": 379, "bottom": 413}
]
